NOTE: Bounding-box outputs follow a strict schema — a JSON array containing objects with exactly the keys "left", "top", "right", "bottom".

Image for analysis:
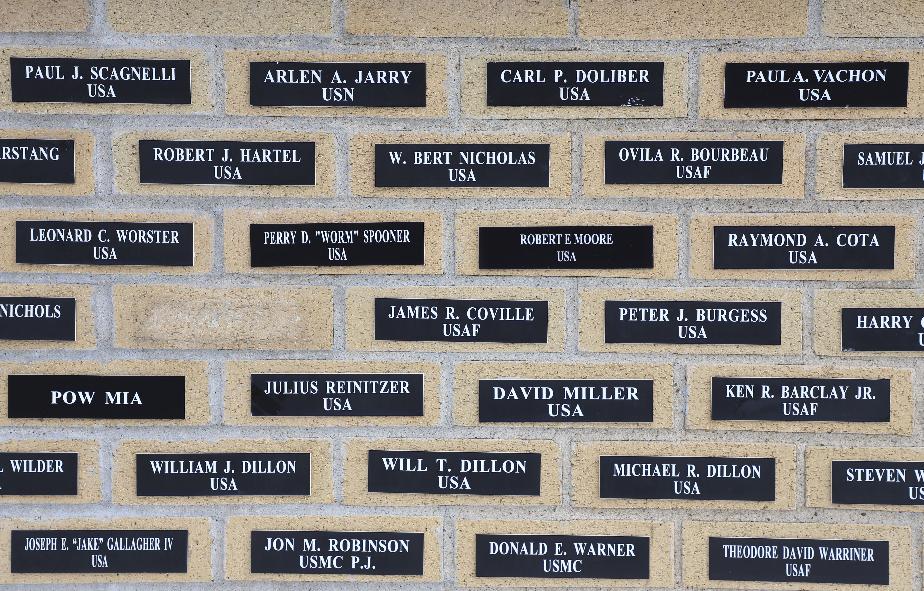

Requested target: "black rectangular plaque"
[
  {"left": 11, "top": 529, "right": 189, "bottom": 573},
  {"left": 0, "top": 139, "right": 74, "bottom": 184},
  {"left": 832, "top": 460, "right": 924, "bottom": 505},
  {"left": 478, "top": 225, "right": 654, "bottom": 270},
  {"left": 713, "top": 225, "right": 894, "bottom": 269},
  {"left": 138, "top": 140, "right": 315, "bottom": 186},
  {"left": 250, "top": 373, "right": 424, "bottom": 417},
  {"left": 0, "top": 297, "right": 75, "bottom": 341},
  {"left": 7, "top": 374, "right": 185, "bottom": 419},
  {"left": 136, "top": 453, "right": 310, "bottom": 497},
  {"left": 250, "top": 62, "right": 426, "bottom": 107},
  {"left": 475, "top": 534, "right": 649, "bottom": 579},
  {"left": 724, "top": 61, "right": 908, "bottom": 108},
  {"left": 604, "top": 141, "right": 784, "bottom": 185},
  {"left": 711, "top": 377, "right": 891, "bottom": 422},
  {"left": 0, "top": 453, "right": 78, "bottom": 495},
  {"left": 10, "top": 57, "right": 191, "bottom": 104},
  {"left": 16, "top": 220, "right": 194, "bottom": 266},
  {"left": 486, "top": 61, "right": 664, "bottom": 107},
  {"left": 478, "top": 379, "right": 653, "bottom": 423},
  {"left": 843, "top": 143, "right": 924, "bottom": 188},
  {"left": 842, "top": 308, "right": 924, "bottom": 351},
  {"left": 374, "top": 143, "right": 550, "bottom": 187},
  {"left": 250, "top": 222, "right": 424, "bottom": 267},
  {"left": 374, "top": 298, "right": 549, "bottom": 343},
  {"left": 250, "top": 530, "right": 424, "bottom": 575},
  {"left": 367, "top": 450, "right": 541, "bottom": 496},
  {"left": 708, "top": 536, "right": 889, "bottom": 584},
  {"left": 604, "top": 300, "right": 782, "bottom": 345}
]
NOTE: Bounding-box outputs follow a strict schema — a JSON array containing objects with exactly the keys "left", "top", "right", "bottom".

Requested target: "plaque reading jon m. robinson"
[
  {"left": 375, "top": 298, "right": 549, "bottom": 343},
  {"left": 831, "top": 460, "right": 924, "bottom": 505},
  {"left": 713, "top": 226, "right": 895, "bottom": 269},
  {"left": 251, "top": 373, "right": 424, "bottom": 417},
  {"left": 479, "top": 379, "right": 654, "bottom": 423},
  {"left": 478, "top": 226, "right": 654, "bottom": 270},
  {"left": 843, "top": 144, "right": 924, "bottom": 188},
  {"left": 11, "top": 529, "right": 189, "bottom": 573},
  {"left": 136, "top": 453, "right": 310, "bottom": 497},
  {"left": 374, "top": 143, "right": 550, "bottom": 187},
  {"left": 841, "top": 308, "right": 924, "bottom": 351},
  {"left": 475, "top": 534, "right": 649, "bottom": 579},
  {"left": 0, "top": 452, "right": 78, "bottom": 495},
  {"left": 0, "top": 297, "right": 75, "bottom": 341},
  {"left": 604, "top": 141, "right": 784, "bottom": 184},
  {"left": 0, "top": 139, "right": 74, "bottom": 184},
  {"left": 604, "top": 301, "right": 782, "bottom": 345},
  {"left": 251, "top": 222, "right": 424, "bottom": 267}
]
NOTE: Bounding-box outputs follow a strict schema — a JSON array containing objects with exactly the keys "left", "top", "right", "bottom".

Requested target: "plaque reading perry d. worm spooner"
[
  {"left": 0, "top": 139, "right": 74, "bottom": 184},
  {"left": 251, "top": 222, "right": 424, "bottom": 267},
  {"left": 11, "top": 529, "right": 189, "bottom": 573},
  {"left": 604, "top": 141, "right": 784, "bottom": 184},
  {"left": 604, "top": 301, "right": 782, "bottom": 345},
  {"left": 843, "top": 143, "right": 924, "bottom": 188},
  {"left": 0, "top": 452, "right": 78, "bottom": 495},
  {"left": 478, "top": 379, "right": 654, "bottom": 423},
  {"left": 374, "top": 143, "right": 549, "bottom": 187},
  {"left": 375, "top": 298, "right": 548, "bottom": 343},
  {"left": 841, "top": 308, "right": 924, "bottom": 351},
  {"left": 251, "top": 373, "right": 424, "bottom": 417},
  {"left": 0, "top": 296, "right": 75, "bottom": 341}
]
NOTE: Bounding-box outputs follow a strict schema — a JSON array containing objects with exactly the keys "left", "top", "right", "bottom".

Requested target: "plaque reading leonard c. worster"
[
  {"left": 604, "top": 301, "right": 782, "bottom": 345},
  {"left": 375, "top": 298, "right": 548, "bottom": 343},
  {"left": 11, "top": 529, "right": 189, "bottom": 573},
  {"left": 374, "top": 143, "right": 549, "bottom": 187}
]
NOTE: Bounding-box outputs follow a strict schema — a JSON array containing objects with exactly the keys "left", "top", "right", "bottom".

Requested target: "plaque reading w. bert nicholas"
[
  {"left": 374, "top": 143, "right": 549, "bottom": 187},
  {"left": 251, "top": 373, "right": 424, "bottom": 417},
  {"left": 604, "top": 141, "right": 784, "bottom": 184},
  {"left": 375, "top": 298, "right": 548, "bottom": 343},
  {"left": 251, "top": 222, "right": 424, "bottom": 267},
  {"left": 604, "top": 301, "right": 782, "bottom": 345},
  {"left": 11, "top": 529, "right": 189, "bottom": 573},
  {"left": 0, "top": 139, "right": 74, "bottom": 184},
  {"left": 0, "top": 296, "right": 75, "bottom": 341}
]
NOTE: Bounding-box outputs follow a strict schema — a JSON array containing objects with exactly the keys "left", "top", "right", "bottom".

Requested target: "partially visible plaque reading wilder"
[
  {"left": 250, "top": 62, "right": 426, "bottom": 107},
  {"left": 16, "top": 221, "right": 194, "bottom": 266},
  {"left": 251, "top": 222, "right": 425, "bottom": 267},
  {"left": 10, "top": 57, "right": 192, "bottom": 104},
  {"left": 0, "top": 452, "right": 78, "bottom": 495},
  {"left": 0, "top": 139, "right": 74, "bottom": 184},
  {"left": 475, "top": 534, "right": 650, "bottom": 580},
  {"left": 136, "top": 452, "right": 310, "bottom": 497},
  {"left": 11, "top": 529, "right": 189, "bottom": 573},
  {"left": 843, "top": 143, "right": 924, "bottom": 188},
  {"left": 251, "top": 530, "right": 425, "bottom": 575},
  {"left": 375, "top": 298, "right": 549, "bottom": 343},
  {"left": 708, "top": 537, "right": 889, "bottom": 585},
  {"left": 832, "top": 460, "right": 924, "bottom": 505},
  {"left": 604, "top": 141, "right": 784, "bottom": 184},
  {"left": 374, "top": 143, "right": 550, "bottom": 187},
  {"left": 478, "top": 379, "right": 654, "bottom": 423},
  {"left": 711, "top": 377, "right": 891, "bottom": 422},
  {"left": 138, "top": 140, "right": 315, "bottom": 186},
  {"left": 7, "top": 375, "right": 185, "bottom": 419},
  {"left": 367, "top": 450, "right": 541, "bottom": 496},
  {"left": 842, "top": 308, "right": 924, "bottom": 351},
  {"left": 724, "top": 62, "right": 908, "bottom": 108},
  {"left": 713, "top": 226, "right": 895, "bottom": 270},
  {"left": 486, "top": 61, "right": 663, "bottom": 107},
  {"left": 478, "top": 226, "right": 654, "bottom": 270},
  {"left": 0, "top": 296, "right": 75, "bottom": 341},
  {"left": 604, "top": 301, "right": 782, "bottom": 345},
  {"left": 251, "top": 373, "right": 424, "bottom": 417}
]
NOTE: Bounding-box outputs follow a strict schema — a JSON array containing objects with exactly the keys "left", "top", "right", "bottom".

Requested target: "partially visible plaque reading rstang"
[
  {"left": 0, "top": 296, "right": 75, "bottom": 341},
  {"left": 843, "top": 143, "right": 924, "bottom": 188},
  {"left": 11, "top": 529, "right": 189, "bottom": 573},
  {"left": 0, "top": 452, "right": 78, "bottom": 495},
  {"left": 0, "top": 139, "right": 74, "bottom": 183},
  {"left": 604, "top": 141, "right": 784, "bottom": 184},
  {"left": 251, "top": 373, "right": 424, "bottom": 417},
  {"left": 832, "top": 460, "right": 924, "bottom": 505},
  {"left": 374, "top": 143, "right": 550, "bottom": 187},
  {"left": 251, "top": 222, "right": 424, "bottom": 267}
]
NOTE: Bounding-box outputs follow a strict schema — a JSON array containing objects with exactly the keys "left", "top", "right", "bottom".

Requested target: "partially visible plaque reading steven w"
[
  {"left": 0, "top": 296, "right": 75, "bottom": 341},
  {"left": 0, "top": 139, "right": 74, "bottom": 184},
  {"left": 478, "top": 226, "right": 653, "bottom": 270},
  {"left": 832, "top": 460, "right": 924, "bottom": 505},
  {"left": 251, "top": 373, "right": 424, "bottom": 417},
  {"left": 842, "top": 308, "right": 924, "bottom": 351},
  {"left": 136, "top": 453, "right": 310, "bottom": 497},
  {"left": 479, "top": 379, "right": 653, "bottom": 423},
  {"left": 11, "top": 529, "right": 189, "bottom": 573},
  {"left": 713, "top": 226, "right": 894, "bottom": 269},
  {"left": 251, "top": 222, "right": 424, "bottom": 267},
  {"left": 0, "top": 452, "right": 78, "bottom": 495},
  {"left": 604, "top": 301, "right": 782, "bottom": 345},
  {"left": 604, "top": 141, "right": 784, "bottom": 184},
  {"left": 843, "top": 143, "right": 924, "bottom": 188},
  {"left": 374, "top": 143, "right": 549, "bottom": 187}
]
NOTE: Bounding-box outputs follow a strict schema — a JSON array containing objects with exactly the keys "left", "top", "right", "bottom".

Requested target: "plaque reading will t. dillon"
[{"left": 604, "top": 301, "right": 782, "bottom": 345}]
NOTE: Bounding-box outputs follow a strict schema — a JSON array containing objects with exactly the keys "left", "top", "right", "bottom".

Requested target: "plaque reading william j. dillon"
[
  {"left": 713, "top": 226, "right": 894, "bottom": 269},
  {"left": 604, "top": 141, "right": 784, "bottom": 184},
  {"left": 475, "top": 534, "right": 649, "bottom": 579},
  {"left": 604, "top": 301, "right": 782, "bottom": 345},
  {"left": 251, "top": 373, "right": 424, "bottom": 417},
  {"left": 375, "top": 298, "right": 549, "bottom": 343},
  {"left": 0, "top": 139, "right": 74, "bottom": 184},
  {"left": 251, "top": 222, "right": 424, "bottom": 267},
  {"left": 832, "top": 460, "right": 924, "bottom": 505},
  {"left": 843, "top": 144, "right": 924, "bottom": 188},
  {"left": 136, "top": 453, "right": 310, "bottom": 497},
  {"left": 478, "top": 379, "right": 654, "bottom": 423},
  {"left": 841, "top": 308, "right": 924, "bottom": 351},
  {"left": 11, "top": 529, "right": 189, "bottom": 573},
  {"left": 0, "top": 452, "right": 78, "bottom": 495},
  {"left": 478, "top": 226, "right": 654, "bottom": 270},
  {"left": 374, "top": 143, "right": 550, "bottom": 187},
  {"left": 0, "top": 296, "right": 76, "bottom": 341}
]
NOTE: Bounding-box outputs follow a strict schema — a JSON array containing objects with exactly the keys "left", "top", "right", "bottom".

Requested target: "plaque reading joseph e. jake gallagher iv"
[
  {"left": 479, "top": 226, "right": 653, "bottom": 270},
  {"left": 251, "top": 222, "right": 424, "bottom": 267},
  {"left": 0, "top": 452, "right": 78, "bottom": 495},
  {"left": 713, "top": 226, "right": 894, "bottom": 269},
  {"left": 486, "top": 62, "right": 663, "bottom": 106},
  {"left": 375, "top": 298, "right": 548, "bottom": 343},
  {"left": 604, "top": 141, "right": 784, "bottom": 184},
  {"left": 479, "top": 379, "right": 653, "bottom": 423},
  {"left": 251, "top": 373, "right": 424, "bottom": 417},
  {"left": 136, "top": 453, "right": 310, "bottom": 497},
  {"left": 605, "top": 301, "right": 781, "bottom": 344},
  {"left": 475, "top": 534, "right": 649, "bottom": 579},
  {"left": 375, "top": 144, "right": 549, "bottom": 187},
  {"left": 11, "top": 529, "right": 189, "bottom": 573},
  {"left": 843, "top": 143, "right": 924, "bottom": 188},
  {"left": 251, "top": 530, "right": 425, "bottom": 575},
  {"left": 0, "top": 139, "right": 74, "bottom": 184},
  {"left": 842, "top": 308, "right": 924, "bottom": 351},
  {"left": 0, "top": 296, "right": 75, "bottom": 341}
]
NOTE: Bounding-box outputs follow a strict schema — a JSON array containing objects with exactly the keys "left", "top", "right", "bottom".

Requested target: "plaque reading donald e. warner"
[
  {"left": 0, "top": 296, "right": 75, "bottom": 341},
  {"left": 250, "top": 222, "right": 424, "bottom": 267},
  {"left": 604, "top": 141, "right": 784, "bottom": 184},
  {"left": 374, "top": 143, "right": 549, "bottom": 187},
  {"left": 136, "top": 453, "right": 310, "bottom": 497},
  {"left": 11, "top": 529, "right": 189, "bottom": 573},
  {"left": 375, "top": 298, "right": 548, "bottom": 343},
  {"left": 604, "top": 301, "right": 782, "bottom": 345},
  {"left": 479, "top": 379, "right": 653, "bottom": 423},
  {"left": 0, "top": 452, "right": 78, "bottom": 495},
  {"left": 251, "top": 373, "right": 424, "bottom": 417},
  {"left": 0, "top": 139, "right": 74, "bottom": 184},
  {"left": 476, "top": 534, "right": 649, "bottom": 579},
  {"left": 7, "top": 375, "right": 185, "bottom": 419}
]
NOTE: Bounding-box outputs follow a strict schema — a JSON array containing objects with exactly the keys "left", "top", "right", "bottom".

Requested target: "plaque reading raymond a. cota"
[
  {"left": 16, "top": 221, "right": 194, "bottom": 266},
  {"left": 367, "top": 450, "right": 541, "bottom": 496},
  {"left": 251, "top": 373, "right": 424, "bottom": 417},
  {"left": 250, "top": 530, "right": 424, "bottom": 575},
  {"left": 138, "top": 140, "right": 315, "bottom": 185},
  {"left": 10, "top": 58, "right": 192, "bottom": 104},
  {"left": 0, "top": 296, "right": 75, "bottom": 341},
  {"left": 478, "top": 226, "right": 653, "bottom": 270},
  {"left": 843, "top": 144, "right": 924, "bottom": 188},
  {"left": 374, "top": 143, "right": 549, "bottom": 187},
  {"left": 0, "top": 452, "right": 78, "bottom": 495},
  {"left": 6, "top": 375, "right": 185, "bottom": 419},
  {"left": 486, "top": 62, "right": 663, "bottom": 107},
  {"left": 708, "top": 537, "right": 888, "bottom": 584},
  {"left": 713, "top": 226, "right": 895, "bottom": 269},
  {"left": 479, "top": 379, "right": 653, "bottom": 423},
  {"left": 251, "top": 222, "right": 424, "bottom": 267},
  {"left": 604, "top": 301, "right": 782, "bottom": 345},
  {"left": 475, "top": 534, "right": 649, "bottom": 580},
  {"left": 250, "top": 62, "right": 426, "bottom": 107},
  {"left": 136, "top": 453, "right": 310, "bottom": 497},
  {"left": 842, "top": 308, "right": 924, "bottom": 351},
  {"left": 0, "top": 139, "right": 74, "bottom": 184},
  {"left": 375, "top": 298, "right": 549, "bottom": 343},
  {"left": 604, "top": 141, "right": 784, "bottom": 184},
  {"left": 831, "top": 460, "right": 924, "bottom": 505},
  {"left": 724, "top": 62, "right": 909, "bottom": 108},
  {"left": 11, "top": 529, "right": 188, "bottom": 573}
]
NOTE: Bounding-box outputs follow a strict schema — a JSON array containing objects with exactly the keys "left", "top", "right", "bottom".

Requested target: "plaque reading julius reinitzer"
[
  {"left": 841, "top": 308, "right": 924, "bottom": 351},
  {"left": 478, "top": 226, "right": 653, "bottom": 270},
  {"left": 475, "top": 534, "right": 649, "bottom": 579},
  {"left": 832, "top": 460, "right": 924, "bottom": 505},
  {"left": 0, "top": 297, "right": 76, "bottom": 341},
  {"left": 11, "top": 529, "right": 189, "bottom": 573},
  {"left": 0, "top": 452, "right": 78, "bottom": 495},
  {"left": 251, "top": 222, "right": 424, "bottom": 267},
  {"left": 374, "top": 143, "right": 550, "bottom": 187},
  {"left": 251, "top": 373, "right": 424, "bottom": 417},
  {"left": 479, "top": 379, "right": 654, "bottom": 423},
  {"left": 604, "top": 141, "right": 784, "bottom": 184},
  {"left": 136, "top": 453, "right": 310, "bottom": 497},
  {"left": 0, "top": 139, "right": 74, "bottom": 184},
  {"left": 713, "top": 226, "right": 895, "bottom": 269},
  {"left": 843, "top": 144, "right": 924, "bottom": 188},
  {"left": 604, "top": 301, "right": 782, "bottom": 345}
]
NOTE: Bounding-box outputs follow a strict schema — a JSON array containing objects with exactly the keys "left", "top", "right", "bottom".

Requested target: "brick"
[
  {"left": 455, "top": 210, "right": 677, "bottom": 278},
  {"left": 345, "top": 0, "right": 568, "bottom": 38},
  {"left": 0, "top": 283, "right": 94, "bottom": 350},
  {"left": 814, "top": 289, "right": 924, "bottom": 357},
  {"left": 0, "top": 440, "right": 99, "bottom": 504},
  {"left": 0, "top": 130, "right": 93, "bottom": 197},
  {"left": 824, "top": 0, "right": 924, "bottom": 37},
  {"left": 818, "top": 132, "right": 924, "bottom": 200},
  {"left": 108, "top": 0, "right": 331, "bottom": 35},
  {"left": 806, "top": 447, "right": 924, "bottom": 511},
  {"left": 114, "top": 285, "right": 332, "bottom": 350},
  {"left": 1, "top": 0, "right": 89, "bottom": 32}
]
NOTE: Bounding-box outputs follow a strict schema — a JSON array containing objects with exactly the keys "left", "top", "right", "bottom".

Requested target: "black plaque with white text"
[
  {"left": 832, "top": 460, "right": 924, "bottom": 505},
  {"left": 11, "top": 529, "right": 189, "bottom": 573},
  {"left": 250, "top": 222, "right": 424, "bottom": 267},
  {"left": 250, "top": 373, "right": 424, "bottom": 417},
  {"left": 842, "top": 308, "right": 924, "bottom": 351},
  {"left": 136, "top": 453, "right": 310, "bottom": 497},
  {"left": 0, "top": 296, "right": 75, "bottom": 341},
  {"left": 478, "top": 379, "right": 653, "bottom": 423},
  {"left": 0, "top": 139, "right": 74, "bottom": 183},
  {"left": 0, "top": 453, "right": 78, "bottom": 495},
  {"left": 843, "top": 143, "right": 924, "bottom": 188},
  {"left": 475, "top": 534, "right": 649, "bottom": 579},
  {"left": 374, "top": 143, "right": 550, "bottom": 187}
]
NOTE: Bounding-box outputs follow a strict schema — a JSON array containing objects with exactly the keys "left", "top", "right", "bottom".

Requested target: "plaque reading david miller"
[
  {"left": 251, "top": 530, "right": 425, "bottom": 575},
  {"left": 479, "top": 379, "right": 654, "bottom": 423}
]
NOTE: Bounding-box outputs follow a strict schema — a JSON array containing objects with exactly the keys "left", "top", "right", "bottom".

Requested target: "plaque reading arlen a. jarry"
[
  {"left": 367, "top": 450, "right": 541, "bottom": 495},
  {"left": 374, "top": 144, "right": 550, "bottom": 187},
  {"left": 0, "top": 297, "right": 75, "bottom": 341},
  {"left": 136, "top": 453, "right": 310, "bottom": 497},
  {"left": 10, "top": 58, "right": 192, "bottom": 104},
  {"left": 708, "top": 537, "right": 888, "bottom": 584},
  {"left": 16, "top": 221, "right": 194, "bottom": 266},
  {"left": 0, "top": 139, "right": 74, "bottom": 184},
  {"left": 251, "top": 373, "right": 424, "bottom": 417},
  {"left": 0, "top": 452, "right": 78, "bottom": 495},
  {"left": 713, "top": 226, "right": 895, "bottom": 269},
  {"left": 250, "top": 530, "right": 425, "bottom": 575},
  {"left": 251, "top": 222, "right": 424, "bottom": 267},
  {"left": 138, "top": 140, "right": 315, "bottom": 185},
  {"left": 604, "top": 141, "right": 784, "bottom": 184},
  {"left": 843, "top": 144, "right": 924, "bottom": 188},
  {"left": 478, "top": 226, "right": 653, "bottom": 270},
  {"left": 479, "top": 379, "right": 654, "bottom": 423},
  {"left": 604, "top": 301, "right": 782, "bottom": 345},
  {"left": 475, "top": 534, "right": 649, "bottom": 579},
  {"left": 6, "top": 375, "right": 185, "bottom": 419},
  {"left": 712, "top": 377, "right": 891, "bottom": 422},
  {"left": 486, "top": 62, "right": 664, "bottom": 107},
  {"left": 724, "top": 62, "right": 909, "bottom": 108},
  {"left": 375, "top": 298, "right": 549, "bottom": 343},
  {"left": 11, "top": 529, "right": 188, "bottom": 573},
  {"left": 250, "top": 62, "right": 426, "bottom": 107},
  {"left": 831, "top": 460, "right": 924, "bottom": 505},
  {"left": 842, "top": 308, "right": 924, "bottom": 351}
]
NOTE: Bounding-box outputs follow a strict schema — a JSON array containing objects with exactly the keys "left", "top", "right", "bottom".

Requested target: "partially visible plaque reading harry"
[
  {"left": 0, "top": 139, "right": 74, "bottom": 184},
  {"left": 843, "top": 144, "right": 924, "bottom": 188},
  {"left": 136, "top": 453, "right": 310, "bottom": 497},
  {"left": 10, "top": 58, "right": 191, "bottom": 104},
  {"left": 479, "top": 379, "right": 654, "bottom": 423},
  {"left": 138, "top": 140, "right": 315, "bottom": 185},
  {"left": 0, "top": 452, "right": 78, "bottom": 495},
  {"left": 832, "top": 460, "right": 924, "bottom": 505},
  {"left": 251, "top": 373, "right": 424, "bottom": 417},
  {"left": 604, "top": 301, "right": 782, "bottom": 345},
  {"left": 842, "top": 308, "right": 924, "bottom": 351},
  {"left": 250, "top": 62, "right": 426, "bottom": 107},
  {"left": 486, "top": 62, "right": 663, "bottom": 107},
  {"left": 604, "top": 141, "right": 784, "bottom": 184},
  {"left": 0, "top": 296, "right": 75, "bottom": 341},
  {"left": 374, "top": 143, "right": 549, "bottom": 187},
  {"left": 11, "top": 529, "right": 189, "bottom": 573},
  {"left": 251, "top": 222, "right": 424, "bottom": 267},
  {"left": 724, "top": 62, "right": 908, "bottom": 108},
  {"left": 375, "top": 298, "right": 549, "bottom": 343},
  {"left": 713, "top": 226, "right": 894, "bottom": 269}
]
